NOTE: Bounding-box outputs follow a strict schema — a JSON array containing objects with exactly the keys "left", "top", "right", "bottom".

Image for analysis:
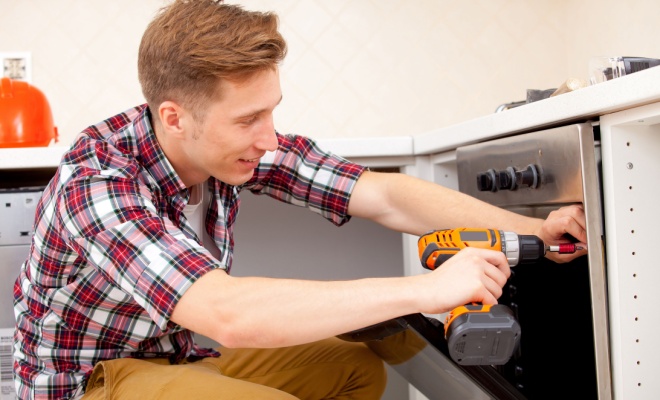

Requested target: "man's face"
[{"left": 183, "top": 68, "right": 282, "bottom": 186}]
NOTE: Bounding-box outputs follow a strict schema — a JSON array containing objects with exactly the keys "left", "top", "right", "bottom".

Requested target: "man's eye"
[{"left": 241, "top": 116, "right": 258, "bottom": 125}]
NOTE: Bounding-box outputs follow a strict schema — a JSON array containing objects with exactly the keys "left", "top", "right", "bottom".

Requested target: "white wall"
[{"left": 1, "top": 0, "right": 658, "bottom": 146}]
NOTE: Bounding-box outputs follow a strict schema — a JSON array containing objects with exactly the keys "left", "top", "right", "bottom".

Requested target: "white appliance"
[{"left": 0, "top": 188, "right": 42, "bottom": 400}]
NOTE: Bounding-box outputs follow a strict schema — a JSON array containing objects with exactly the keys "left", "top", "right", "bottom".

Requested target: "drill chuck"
[{"left": 504, "top": 232, "right": 546, "bottom": 266}]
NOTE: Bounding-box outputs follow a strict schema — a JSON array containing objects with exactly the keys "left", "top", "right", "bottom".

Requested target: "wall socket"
[{"left": 0, "top": 52, "right": 32, "bottom": 82}]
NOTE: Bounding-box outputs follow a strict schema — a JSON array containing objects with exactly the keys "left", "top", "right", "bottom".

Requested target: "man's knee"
[
  {"left": 354, "top": 342, "right": 388, "bottom": 393},
  {"left": 330, "top": 340, "right": 387, "bottom": 397}
]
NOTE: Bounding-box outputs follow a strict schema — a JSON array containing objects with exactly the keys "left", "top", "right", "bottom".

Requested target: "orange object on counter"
[{"left": 0, "top": 77, "right": 58, "bottom": 148}]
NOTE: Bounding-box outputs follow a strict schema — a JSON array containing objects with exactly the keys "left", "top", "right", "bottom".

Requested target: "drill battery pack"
[{"left": 444, "top": 304, "right": 521, "bottom": 366}]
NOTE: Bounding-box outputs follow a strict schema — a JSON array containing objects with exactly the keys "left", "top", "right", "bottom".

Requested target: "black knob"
[
  {"left": 476, "top": 169, "right": 497, "bottom": 192},
  {"left": 497, "top": 167, "right": 517, "bottom": 190},
  {"left": 516, "top": 164, "right": 539, "bottom": 189}
]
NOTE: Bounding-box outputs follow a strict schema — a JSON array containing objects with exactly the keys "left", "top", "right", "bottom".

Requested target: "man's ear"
[{"left": 158, "top": 101, "right": 188, "bottom": 139}]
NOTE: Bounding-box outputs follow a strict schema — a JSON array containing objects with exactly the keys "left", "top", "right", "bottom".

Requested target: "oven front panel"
[{"left": 456, "top": 124, "right": 589, "bottom": 208}]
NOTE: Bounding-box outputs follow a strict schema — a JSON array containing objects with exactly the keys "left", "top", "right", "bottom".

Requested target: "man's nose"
[{"left": 256, "top": 116, "right": 279, "bottom": 151}]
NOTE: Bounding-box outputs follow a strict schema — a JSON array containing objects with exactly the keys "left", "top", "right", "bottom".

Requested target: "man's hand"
[
  {"left": 419, "top": 247, "right": 511, "bottom": 315},
  {"left": 535, "top": 204, "right": 588, "bottom": 263}
]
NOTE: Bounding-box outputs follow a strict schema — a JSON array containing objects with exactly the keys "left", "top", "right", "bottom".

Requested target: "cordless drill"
[{"left": 417, "top": 228, "right": 581, "bottom": 365}]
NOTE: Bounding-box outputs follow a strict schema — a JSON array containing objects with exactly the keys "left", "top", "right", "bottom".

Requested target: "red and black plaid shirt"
[{"left": 13, "top": 105, "right": 365, "bottom": 399}]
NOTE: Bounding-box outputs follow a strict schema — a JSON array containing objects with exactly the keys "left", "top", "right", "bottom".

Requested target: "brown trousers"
[{"left": 82, "top": 337, "right": 387, "bottom": 399}]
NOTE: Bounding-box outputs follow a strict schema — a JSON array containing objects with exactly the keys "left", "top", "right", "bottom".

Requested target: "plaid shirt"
[{"left": 13, "top": 105, "right": 365, "bottom": 399}]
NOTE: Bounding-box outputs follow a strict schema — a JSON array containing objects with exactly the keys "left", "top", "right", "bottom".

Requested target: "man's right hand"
[{"left": 418, "top": 247, "right": 511, "bottom": 315}]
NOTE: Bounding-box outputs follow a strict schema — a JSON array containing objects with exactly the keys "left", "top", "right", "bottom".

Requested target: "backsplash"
[{"left": 0, "top": 0, "right": 658, "bottom": 146}]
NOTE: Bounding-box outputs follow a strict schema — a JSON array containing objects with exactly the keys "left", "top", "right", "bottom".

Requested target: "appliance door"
[
  {"left": 0, "top": 245, "right": 28, "bottom": 330},
  {"left": 1, "top": 188, "right": 42, "bottom": 330},
  {"left": 341, "top": 313, "right": 526, "bottom": 399},
  {"left": 0, "top": 244, "right": 28, "bottom": 399},
  {"left": 0, "top": 188, "right": 42, "bottom": 399}
]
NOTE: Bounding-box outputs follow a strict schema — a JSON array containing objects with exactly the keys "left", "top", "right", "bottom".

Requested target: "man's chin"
[{"left": 215, "top": 170, "right": 255, "bottom": 186}]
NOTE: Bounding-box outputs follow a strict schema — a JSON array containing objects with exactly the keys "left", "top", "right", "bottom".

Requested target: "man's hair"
[{"left": 138, "top": 0, "right": 287, "bottom": 120}]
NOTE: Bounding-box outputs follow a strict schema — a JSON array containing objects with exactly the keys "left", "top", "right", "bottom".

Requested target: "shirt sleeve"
[
  {"left": 241, "top": 133, "right": 366, "bottom": 226},
  {"left": 56, "top": 156, "right": 218, "bottom": 331}
]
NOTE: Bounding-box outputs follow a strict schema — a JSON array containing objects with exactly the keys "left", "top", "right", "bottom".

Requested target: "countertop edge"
[{"left": 0, "top": 146, "right": 69, "bottom": 169}]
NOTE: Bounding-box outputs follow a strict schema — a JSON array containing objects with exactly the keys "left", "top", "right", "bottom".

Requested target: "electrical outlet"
[{"left": 0, "top": 52, "right": 32, "bottom": 82}]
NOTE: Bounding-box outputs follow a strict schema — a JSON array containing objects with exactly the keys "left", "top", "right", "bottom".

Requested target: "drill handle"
[{"left": 419, "top": 242, "right": 461, "bottom": 270}]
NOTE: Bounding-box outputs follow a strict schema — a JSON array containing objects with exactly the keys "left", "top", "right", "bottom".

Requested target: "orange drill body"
[
  {"left": 417, "top": 228, "right": 581, "bottom": 365},
  {"left": 418, "top": 228, "right": 505, "bottom": 270},
  {"left": 417, "top": 228, "right": 540, "bottom": 366}
]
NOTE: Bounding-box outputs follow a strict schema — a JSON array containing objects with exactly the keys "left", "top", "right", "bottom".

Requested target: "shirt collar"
[{"left": 131, "top": 105, "right": 188, "bottom": 198}]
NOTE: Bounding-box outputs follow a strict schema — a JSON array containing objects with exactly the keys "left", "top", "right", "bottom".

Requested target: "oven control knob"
[
  {"left": 497, "top": 167, "right": 517, "bottom": 190},
  {"left": 476, "top": 168, "right": 497, "bottom": 192},
  {"left": 517, "top": 164, "right": 539, "bottom": 189}
]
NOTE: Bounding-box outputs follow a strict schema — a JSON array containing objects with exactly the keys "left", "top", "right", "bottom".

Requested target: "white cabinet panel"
[{"left": 600, "top": 101, "right": 660, "bottom": 400}]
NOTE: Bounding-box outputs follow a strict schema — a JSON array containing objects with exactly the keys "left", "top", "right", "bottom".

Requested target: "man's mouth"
[{"left": 241, "top": 158, "right": 259, "bottom": 163}]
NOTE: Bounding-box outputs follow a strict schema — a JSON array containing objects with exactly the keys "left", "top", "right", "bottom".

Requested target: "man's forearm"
[
  {"left": 173, "top": 269, "right": 426, "bottom": 349},
  {"left": 349, "top": 171, "right": 544, "bottom": 236}
]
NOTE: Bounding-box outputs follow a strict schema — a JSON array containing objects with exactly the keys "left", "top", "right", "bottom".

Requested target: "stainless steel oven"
[
  {"left": 454, "top": 122, "right": 611, "bottom": 400},
  {"left": 341, "top": 122, "right": 612, "bottom": 400}
]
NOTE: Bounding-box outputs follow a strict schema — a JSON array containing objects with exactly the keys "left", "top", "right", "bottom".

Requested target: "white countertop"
[
  {"left": 414, "top": 66, "right": 660, "bottom": 155},
  {"left": 0, "top": 145, "right": 69, "bottom": 170},
  {"left": 2, "top": 66, "right": 659, "bottom": 169}
]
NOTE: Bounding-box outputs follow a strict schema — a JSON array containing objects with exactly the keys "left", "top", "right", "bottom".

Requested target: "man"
[{"left": 13, "top": 1, "right": 588, "bottom": 399}]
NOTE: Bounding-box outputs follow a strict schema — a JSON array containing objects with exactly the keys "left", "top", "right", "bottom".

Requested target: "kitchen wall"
[{"left": 1, "top": 0, "right": 658, "bottom": 146}]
